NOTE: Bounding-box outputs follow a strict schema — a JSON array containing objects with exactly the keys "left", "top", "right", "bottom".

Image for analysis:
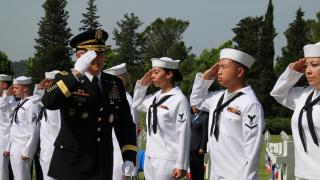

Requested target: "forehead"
[
  {"left": 219, "top": 58, "right": 238, "bottom": 66},
  {"left": 306, "top": 57, "right": 320, "bottom": 63}
]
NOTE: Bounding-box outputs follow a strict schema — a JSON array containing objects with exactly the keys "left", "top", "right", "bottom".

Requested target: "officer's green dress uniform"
[{"left": 42, "top": 29, "right": 137, "bottom": 180}]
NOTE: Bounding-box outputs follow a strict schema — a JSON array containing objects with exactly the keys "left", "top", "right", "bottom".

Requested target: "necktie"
[
  {"left": 148, "top": 95, "right": 172, "bottom": 135},
  {"left": 36, "top": 106, "right": 48, "bottom": 123},
  {"left": 211, "top": 92, "right": 243, "bottom": 141},
  {"left": 92, "top": 76, "right": 101, "bottom": 98},
  {"left": 11, "top": 99, "right": 29, "bottom": 124},
  {"left": 298, "top": 91, "right": 320, "bottom": 152}
]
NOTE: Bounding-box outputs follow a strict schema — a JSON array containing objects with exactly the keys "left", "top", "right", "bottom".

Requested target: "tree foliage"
[
  {"left": 110, "top": 13, "right": 145, "bottom": 85},
  {"left": 0, "top": 51, "right": 13, "bottom": 75},
  {"left": 79, "top": 0, "right": 102, "bottom": 32},
  {"left": 31, "top": 0, "right": 73, "bottom": 83}
]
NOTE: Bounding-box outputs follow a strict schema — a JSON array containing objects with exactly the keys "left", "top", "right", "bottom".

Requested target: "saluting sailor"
[
  {"left": 104, "top": 63, "right": 138, "bottom": 180},
  {"left": 32, "top": 70, "right": 61, "bottom": 180},
  {"left": 5, "top": 76, "right": 40, "bottom": 180},
  {"left": 190, "top": 48, "right": 264, "bottom": 180},
  {"left": 0, "top": 74, "right": 14, "bottom": 180},
  {"left": 271, "top": 42, "right": 320, "bottom": 180},
  {"left": 41, "top": 29, "right": 137, "bottom": 180},
  {"left": 132, "top": 57, "right": 191, "bottom": 180}
]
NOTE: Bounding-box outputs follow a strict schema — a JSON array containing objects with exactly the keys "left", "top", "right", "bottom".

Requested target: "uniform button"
[
  {"left": 116, "top": 106, "right": 119, "bottom": 109},
  {"left": 60, "top": 145, "right": 63, "bottom": 149},
  {"left": 97, "top": 127, "right": 101, "bottom": 132},
  {"left": 98, "top": 117, "right": 102, "bottom": 122},
  {"left": 97, "top": 137, "right": 100, "bottom": 142},
  {"left": 78, "top": 103, "right": 82, "bottom": 106},
  {"left": 100, "top": 107, "right": 103, "bottom": 111}
]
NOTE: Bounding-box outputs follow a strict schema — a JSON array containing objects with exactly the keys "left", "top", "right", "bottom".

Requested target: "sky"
[{"left": 0, "top": 0, "right": 319, "bottom": 61}]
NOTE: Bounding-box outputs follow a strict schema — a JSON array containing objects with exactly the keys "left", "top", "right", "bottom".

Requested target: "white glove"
[
  {"left": 74, "top": 50, "right": 97, "bottom": 75},
  {"left": 122, "top": 160, "right": 135, "bottom": 176}
]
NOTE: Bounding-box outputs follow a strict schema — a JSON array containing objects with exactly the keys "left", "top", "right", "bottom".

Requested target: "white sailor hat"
[
  {"left": 151, "top": 57, "right": 180, "bottom": 69},
  {"left": 220, "top": 48, "right": 255, "bottom": 69},
  {"left": 104, "top": 63, "right": 127, "bottom": 76},
  {"left": 303, "top": 42, "right": 320, "bottom": 57},
  {"left": 13, "top": 76, "right": 32, "bottom": 85},
  {"left": 0, "top": 74, "right": 12, "bottom": 81},
  {"left": 45, "top": 70, "right": 60, "bottom": 79}
]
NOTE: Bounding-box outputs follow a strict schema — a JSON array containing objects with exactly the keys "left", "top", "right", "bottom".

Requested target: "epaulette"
[{"left": 58, "top": 71, "right": 69, "bottom": 76}]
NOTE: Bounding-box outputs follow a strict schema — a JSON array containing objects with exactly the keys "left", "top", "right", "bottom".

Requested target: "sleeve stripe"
[
  {"left": 121, "top": 145, "right": 138, "bottom": 153},
  {"left": 56, "top": 80, "right": 72, "bottom": 97}
]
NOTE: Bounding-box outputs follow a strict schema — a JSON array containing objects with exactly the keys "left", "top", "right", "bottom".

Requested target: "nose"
[{"left": 305, "top": 65, "right": 311, "bottom": 74}]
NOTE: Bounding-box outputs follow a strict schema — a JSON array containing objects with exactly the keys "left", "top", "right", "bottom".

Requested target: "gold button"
[
  {"left": 98, "top": 117, "right": 101, "bottom": 122},
  {"left": 78, "top": 103, "right": 82, "bottom": 106},
  {"left": 100, "top": 107, "right": 103, "bottom": 111},
  {"left": 97, "top": 137, "right": 100, "bottom": 142},
  {"left": 97, "top": 127, "right": 101, "bottom": 132},
  {"left": 60, "top": 145, "right": 63, "bottom": 149}
]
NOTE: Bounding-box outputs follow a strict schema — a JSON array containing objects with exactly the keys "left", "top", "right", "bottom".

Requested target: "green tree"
[
  {"left": 275, "top": 8, "right": 312, "bottom": 76},
  {"left": 0, "top": 51, "right": 13, "bottom": 75},
  {"left": 141, "top": 17, "right": 191, "bottom": 70},
  {"left": 79, "top": 0, "right": 102, "bottom": 32},
  {"left": 179, "top": 41, "right": 233, "bottom": 95},
  {"left": 310, "top": 11, "right": 320, "bottom": 43},
  {"left": 111, "top": 13, "right": 145, "bottom": 84},
  {"left": 31, "top": 0, "right": 73, "bottom": 82}
]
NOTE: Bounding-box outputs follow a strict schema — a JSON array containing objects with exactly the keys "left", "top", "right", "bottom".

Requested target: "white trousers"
[
  {"left": 144, "top": 156, "right": 176, "bottom": 180},
  {"left": 10, "top": 153, "right": 32, "bottom": 180},
  {"left": 40, "top": 148, "right": 56, "bottom": 180},
  {"left": 296, "top": 177, "right": 319, "bottom": 180},
  {"left": 0, "top": 154, "right": 9, "bottom": 180},
  {"left": 112, "top": 158, "right": 125, "bottom": 180}
]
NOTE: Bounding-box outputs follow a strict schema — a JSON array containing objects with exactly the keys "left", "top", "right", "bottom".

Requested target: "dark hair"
[
  {"left": 163, "top": 68, "right": 183, "bottom": 83},
  {"left": 233, "top": 61, "right": 249, "bottom": 77},
  {"left": 2, "top": 80, "right": 12, "bottom": 86}
]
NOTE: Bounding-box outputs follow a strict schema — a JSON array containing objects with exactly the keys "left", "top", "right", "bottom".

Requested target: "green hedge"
[{"left": 264, "top": 117, "right": 291, "bottom": 135}]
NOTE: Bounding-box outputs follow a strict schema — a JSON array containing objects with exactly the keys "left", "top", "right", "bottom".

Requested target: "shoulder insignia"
[{"left": 58, "top": 71, "right": 69, "bottom": 76}]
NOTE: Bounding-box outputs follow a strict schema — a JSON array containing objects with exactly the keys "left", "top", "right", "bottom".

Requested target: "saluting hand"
[
  {"left": 139, "top": 69, "right": 153, "bottom": 86},
  {"left": 6, "top": 85, "right": 14, "bottom": 96},
  {"left": 203, "top": 63, "right": 219, "bottom": 80},
  {"left": 37, "top": 79, "right": 52, "bottom": 90},
  {"left": 289, "top": 58, "right": 306, "bottom": 73}
]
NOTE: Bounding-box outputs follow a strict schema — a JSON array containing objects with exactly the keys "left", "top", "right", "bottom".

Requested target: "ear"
[
  {"left": 166, "top": 71, "right": 173, "bottom": 80},
  {"left": 237, "top": 67, "right": 245, "bottom": 79}
]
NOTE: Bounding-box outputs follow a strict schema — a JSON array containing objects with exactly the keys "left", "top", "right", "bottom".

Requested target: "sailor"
[
  {"left": 271, "top": 42, "right": 320, "bottom": 180},
  {"left": 190, "top": 48, "right": 264, "bottom": 180},
  {"left": 133, "top": 57, "right": 191, "bottom": 180}
]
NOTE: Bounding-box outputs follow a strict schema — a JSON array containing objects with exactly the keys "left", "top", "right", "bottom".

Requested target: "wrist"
[{"left": 72, "top": 70, "right": 83, "bottom": 78}]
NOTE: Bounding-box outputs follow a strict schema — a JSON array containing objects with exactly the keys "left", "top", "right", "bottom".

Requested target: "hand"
[
  {"left": 122, "top": 160, "right": 135, "bottom": 176},
  {"left": 203, "top": 63, "right": 219, "bottom": 80},
  {"left": 74, "top": 50, "right": 97, "bottom": 75},
  {"left": 6, "top": 85, "right": 14, "bottom": 96},
  {"left": 289, "top": 58, "right": 306, "bottom": 73},
  {"left": 21, "top": 155, "right": 29, "bottom": 160},
  {"left": 3, "top": 151, "right": 9, "bottom": 157},
  {"left": 171, "top": 168, "right": 186, "bottom": 179},
  {"left": 139, "top": 69, "right": 153, "bottom": 86},
  {"left": 37, "top": 79, "right": 52, "bottom": 90}
]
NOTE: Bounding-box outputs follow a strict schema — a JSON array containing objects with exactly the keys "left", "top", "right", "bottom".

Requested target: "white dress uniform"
[
  {"left": 112, "top": 91, "right": 138, "bottom": 180},
  {"left": 33, "top": 83, "right": 60, "bottom": 180},
  {"left": 0, "top": 89, "right": 16, "bottom": 180},
  {"left": 271, "top": 67, "right": 320, "bottom": 179},
  {"left": 9, "top": 96, "right": 40, "bottom": 180},
  {"left": 190, "top": 73, "right": 264, "bottom": 180},
  {"left": 133, "top": 82, "right": 191, "bottom": 180}
]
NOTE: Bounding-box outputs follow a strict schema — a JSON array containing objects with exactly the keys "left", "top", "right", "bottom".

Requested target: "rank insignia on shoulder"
[
  {"left": 245, "top": 114, "right": 257, "bottom": 129},
  {"left": 227, "top": 106, "right": 241, "bottom": 115},
  {"left": 109, "top": 85, "right": 120, "bottom": 100},
  {"left": 178, "top": 113, "right": 186, "bottom": 123},
  {"left": 58, "top": 71, "right": 69, "bottom": 76}
]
